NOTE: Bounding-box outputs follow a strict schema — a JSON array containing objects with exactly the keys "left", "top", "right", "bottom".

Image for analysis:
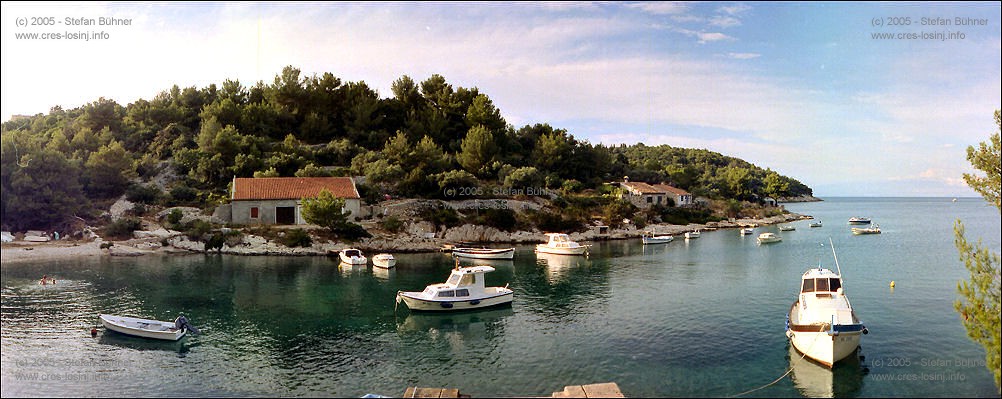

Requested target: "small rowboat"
[
  {"left": 99, "top": 314, "right": 199, "bottom": 341},
  {"left": 452, "top": 247, "right": 515, "bottom": 260}
]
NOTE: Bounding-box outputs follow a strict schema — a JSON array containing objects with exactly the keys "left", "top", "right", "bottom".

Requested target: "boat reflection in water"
[
  {"left": 372, "top": 266, "right": 396, "bottom": 281},
  {"left": 98, "top": 330, "right": 193, "bottom": 357},
  {"left": 338, "top": 261, "right": 366, "bottom": 277},
  {"left": 788, "top": 345, "right": 866, "bottom": 398},
  {"left": 535, "top": 252, "right": 590, "bottom": 282},
  {"left": 457, "top": 258, "right": 515, "bottom": 269}
]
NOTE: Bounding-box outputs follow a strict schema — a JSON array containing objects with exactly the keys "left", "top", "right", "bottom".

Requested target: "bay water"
[{"left": 2, "top": 197, "right": 999, "bottom": 397}]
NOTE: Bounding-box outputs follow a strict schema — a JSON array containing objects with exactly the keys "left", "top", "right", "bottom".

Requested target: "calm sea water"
[{"left": 2, "top": 197, "right": 999, "bottom": 397}]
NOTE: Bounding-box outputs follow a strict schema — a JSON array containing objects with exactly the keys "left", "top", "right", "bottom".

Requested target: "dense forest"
[{"left": 0, "top": 66, "right": 811, "bottom": 232}]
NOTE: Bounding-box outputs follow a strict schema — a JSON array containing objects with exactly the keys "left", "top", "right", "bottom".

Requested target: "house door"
[{"left": 276, "top": 207, "right": 296, "bottom": 225}]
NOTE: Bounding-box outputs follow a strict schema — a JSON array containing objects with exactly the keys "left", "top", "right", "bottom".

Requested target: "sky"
[{"left": 2, "top": 1, "right": 1000, "bottom": 197}]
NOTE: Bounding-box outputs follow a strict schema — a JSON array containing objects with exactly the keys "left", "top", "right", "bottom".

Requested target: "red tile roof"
[
  {"left": 620, "top": 181, "right": 664, "bottom": 195},
  {"left": 653, "top": 184, "right": 690, "bottom": 196},
  {"left": 232, "top": 177, "right": 360, "bottom": 200}
]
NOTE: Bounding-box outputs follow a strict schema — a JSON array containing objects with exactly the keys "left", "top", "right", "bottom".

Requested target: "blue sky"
[{"left": 2, "top": 1, "right": 1000, "bottom": 197}]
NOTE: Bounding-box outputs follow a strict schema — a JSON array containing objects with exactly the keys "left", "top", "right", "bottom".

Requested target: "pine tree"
[{"left": 954, "top": 110, "right": 1001, "bottom": 392}]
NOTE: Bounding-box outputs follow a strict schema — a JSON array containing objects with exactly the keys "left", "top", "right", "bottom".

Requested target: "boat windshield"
[
  {"left": 458, "top": 274, "right": 476, "bottom": 286},
  {"left": 447, "top": 273, "right": 462, "bottom": 285},
  {"left": 802, "top": 278, "right": 843, "bottom": 293}
]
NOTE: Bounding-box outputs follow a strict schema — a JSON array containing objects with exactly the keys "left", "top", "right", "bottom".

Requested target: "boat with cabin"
[
  {"left": 100, "top": 314, "right": 199, "bottom": 341},
  {"left": 536, "top": 233, "right": 589, "bottom": 255},
  {"left": 757, "top": 232, "right": 782, "bottom": 244},
  {"left": 740, "top": 227, "right": 755, "bottom": 236},
  {"left": 339, "top": 248, "right": 367, "bottom": 265},
  {"left": 809, "top": 220, "right": 823, "bottom": 228},
  {"left": 851, "top": 225, "right": 881, "bottom": 235},
  {"left": 779, "top": 225, "right": 796, "bottom": 232},
  {"left": 396, "top": 265, "right": 513, "bottom": 311},
  {"left": 847, "top": 217, "right": 871, "bottom": 225},
  {"left": 684, "top": 230, "right": 701, "bottom": 239},
  {"left": 372, "top": 253, "right": 396, "bottom": 268},
  {"left": 786, "top": 240, "right": 867, "bottom": 367}
]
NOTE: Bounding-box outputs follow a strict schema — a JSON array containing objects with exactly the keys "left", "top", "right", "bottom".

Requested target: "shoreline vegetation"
[{"left": 1, "top": 201, "right": 816, "bottom": 265}]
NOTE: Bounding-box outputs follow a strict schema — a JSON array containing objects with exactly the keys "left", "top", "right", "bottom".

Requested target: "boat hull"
[
  {"left": 100, "top": 315, "right": 185, "bottom": 341},
  {"left": 397, "top": 291, "right": 514, "bottom": 311},
  {"left": 452, "top": 248, "right": 515, "bottom": 260},
  {"left": 642, "top": 236, "right": 673, "bottom": 245},
  {"left": 535, "top": 245, "right": 587, "bottom": 255},
  {"left": 787, "top": 329, "right": 862, "bottom": 368},
  {"left": 758, "top": 238, "right": 782, "bottom": 244},
  {"left": 372, "top": 257, "right": 396, "bottom": 268},
  {"left": 339, "top": 255, "right": 367, "bottom": 265}
]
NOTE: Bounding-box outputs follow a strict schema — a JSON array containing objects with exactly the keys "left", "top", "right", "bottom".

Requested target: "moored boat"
[
  {"left": 372, "top": 253, "right": 396, "bottom": 268},
  {"left": 684, "top": 229, "right": 701, "bottom": 239},
  {"left": 786, "top": 240, "right": 867, "bottom": 368},
  {"left": 396, "top": 265, "right": 513, "bottom": 311},
  {"left": 536, "top": 233, "right": 589, "bottom": 255},
  {"left": 851, "top": 225, "right": 881, "bottom": 235},
  {"left": 809, "top": 220, "right": 823, "bottom": 228},
  {"left": 757, "top": 232, "right": 782, "bottom": 244},
  {"left": 740, "top": 227, "right": 755, "bottom": 236},
  {"left": 847, "top": 217, "right": 871, "bottom": 225},
  {"left": 339, "top": 248, "right": 367, "bottom": 265},
  {"left": 642, "top": 230, "right": 674, "bottom": 245},
  {"left": 779, "top": 225, "right": 796, "bottom": 232},
  {"left": 452, "top": 247, "right": 515, "bottom": 260},
  {"left": 99, "top": 314, "right": 199, "bottom": 341}
]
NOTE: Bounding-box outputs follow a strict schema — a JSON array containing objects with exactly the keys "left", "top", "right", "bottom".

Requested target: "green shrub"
[
  {"left": 103, "top": 217, "right": 142, "bottom": 240},
  {"left": 472, "top": 208, "right": 519, "bottom": 232},
  {"left": 379, "top": 216, "right": 405, "bottom": 233},
  {"left": 166, "top": 208, "right": 184, "bottom": 229},
  {"left": 334, "top": 223, "right": 372, "bottom": 241},
  {"left": 280, "top": 229, "right": 313, "bottom": 248},
  {"left": 185, "top": 219, "right": 213, "bottom": 241},
  {"left": 125, "top": 184, "right": 163, "bottom": 204}
]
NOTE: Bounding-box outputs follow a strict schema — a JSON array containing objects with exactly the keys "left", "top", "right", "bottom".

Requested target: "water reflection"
[
  {"left": 98, "top": 331, "right": 192, "bottom": 356},
  {"left": 788, "top": 345, "right": 865, "bottom": 397},
  {"left": 397, "top": 307, "right": 514, "bottom": 334},
  {"left": 372, "top": 266, "right": 396, "bottom": 281},
  {"left": 535, "top": 252, "right": 590, "bottom": 282}
]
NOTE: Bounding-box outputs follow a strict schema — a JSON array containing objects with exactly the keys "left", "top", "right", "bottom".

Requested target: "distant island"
[{"left": 1, "top": 66, "right": 817, "bottom": 256}]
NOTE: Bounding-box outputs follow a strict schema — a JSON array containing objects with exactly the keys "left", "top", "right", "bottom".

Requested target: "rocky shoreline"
[{"left": 2, "top": 212, "right": 813, "bottom": 264}]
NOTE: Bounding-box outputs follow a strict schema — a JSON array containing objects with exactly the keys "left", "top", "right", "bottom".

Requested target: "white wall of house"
[{"left": 231, "top": 198, "right": 361, "bottom": 225}]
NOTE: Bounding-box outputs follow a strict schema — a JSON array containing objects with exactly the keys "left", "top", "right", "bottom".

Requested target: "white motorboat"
[
  {"left": 779, "top": 225, "right": 796, "bottom": 232},
  {"left": 740, "top": 227, "right": 755, "bottom": 236},
  {"left": 339, "top": 248, "right": 367, "bottom": 265},
  {"left": 809, "top": 220, "right": 823, "bottom": 228},
  {"left": 786, "top": 241, "right": 867, "bottom": 368},
  {"left": 372, "top": 253, "right": 396, "bottom": 268},
  {"left": 396, "top": 265, "right": 513, "bottom": 311},
  {"left": 851, "top": 225, "right": 881, "bottom": 235},
  {"left": 99, "top": 314, "right": 199, "bottom": 341},
  {"left": 847, "top": 217, "right": 871, "bottom": 225},
  {"left": 452, "top": 247, "right": 515, "bottom": 260},
  {"left": 642, "top": 230, "right": 674, "bottom": 245},
  {"left": 757, "top": 232, "right": 782, "bottom": 244},
  {"left": 684, "top": 230, "right": 701, "bottom": 239},
  {"left": 536, "top": 233, "right": 589, "bottom": 255}
]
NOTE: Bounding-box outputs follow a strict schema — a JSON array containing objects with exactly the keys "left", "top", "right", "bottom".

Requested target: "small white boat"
[
  {"left": 536, "top": 233, "right": 589, "bottom": 255},
  {"left": 372, "top": 253, "right": 396, "bottom": 268},
  {"left": 786, "top": 241, "right": 867, "bottom": 368},
  {"left": 396, "top": 265, "right": 513, "bottom": 311},
  {"left": 339, "top": 248, "right": 367, "bottom": 265},
  {"left": 684, "top": 230, "right": 701, "bottom": 239},
  {"left": 851, "top": 225, "right": 881, "bottom": 235},
  {"left": 99, "top": 314, "right": 199, "bottom": 341},
  {"left": 642, "top": 230, "right": 674, "bottom": 245},
  {"left": 779, "top": 225, "right": 796, "bottom": 232},
  {"left": 809, "top": 221, "right": 823, "bottom": 228},
  {"left": 847, "top": 217, "right": 871, "bottom": 225},
  {"left": 757, "top": 232, "right": 782, "bottom": 244},
  {"left": 452, "top": 247, "right": 515, "bottom": 260},
  {"left": 740, "top": 227, "right": 755, "bottom": 236}
]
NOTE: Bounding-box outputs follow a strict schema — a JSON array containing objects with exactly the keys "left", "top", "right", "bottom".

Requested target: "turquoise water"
[{"left": 1, "top": 197, "right": 999, "bottom": 397}]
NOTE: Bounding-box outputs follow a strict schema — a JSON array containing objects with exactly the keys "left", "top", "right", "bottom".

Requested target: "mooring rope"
[{"left": 729, "top": 328, "right": 822, "bottom": 397}]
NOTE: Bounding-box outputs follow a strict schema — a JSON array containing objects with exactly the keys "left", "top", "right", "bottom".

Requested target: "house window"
[
  {"left": 657, "top": 196, "right": 662, "bottom": 204},
  {"left": 250, "top": 207, "right": 259, "bottom": 219},
  {"left": 646, "top": 196, "right": 653, "bottom": 203}
]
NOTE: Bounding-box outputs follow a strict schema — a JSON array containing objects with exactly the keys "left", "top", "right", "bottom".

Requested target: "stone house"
[
  {"left": 618, "top": 181, "right": 692, "bottom": 208},
  {"left": 229, "top": 177, "right": 361, "bottom": 225}
]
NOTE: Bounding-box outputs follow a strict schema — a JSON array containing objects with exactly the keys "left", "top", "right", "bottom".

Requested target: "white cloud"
[
  {"left": 717, "top": 4, "right": 751, "bottom": 16},
  {"left": 625, "top": 2, "right": 689, "bottom": 15},
  {"left": 727, "top": 52, "right": 760, "bottom": 59},
  {"left": 709, "top": 15, "right": 741, "bottom": 28}
]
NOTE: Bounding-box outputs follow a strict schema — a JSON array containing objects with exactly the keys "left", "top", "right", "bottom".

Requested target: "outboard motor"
[{"left": 174, "top": 314, "right": 201, "bottom": 335}]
